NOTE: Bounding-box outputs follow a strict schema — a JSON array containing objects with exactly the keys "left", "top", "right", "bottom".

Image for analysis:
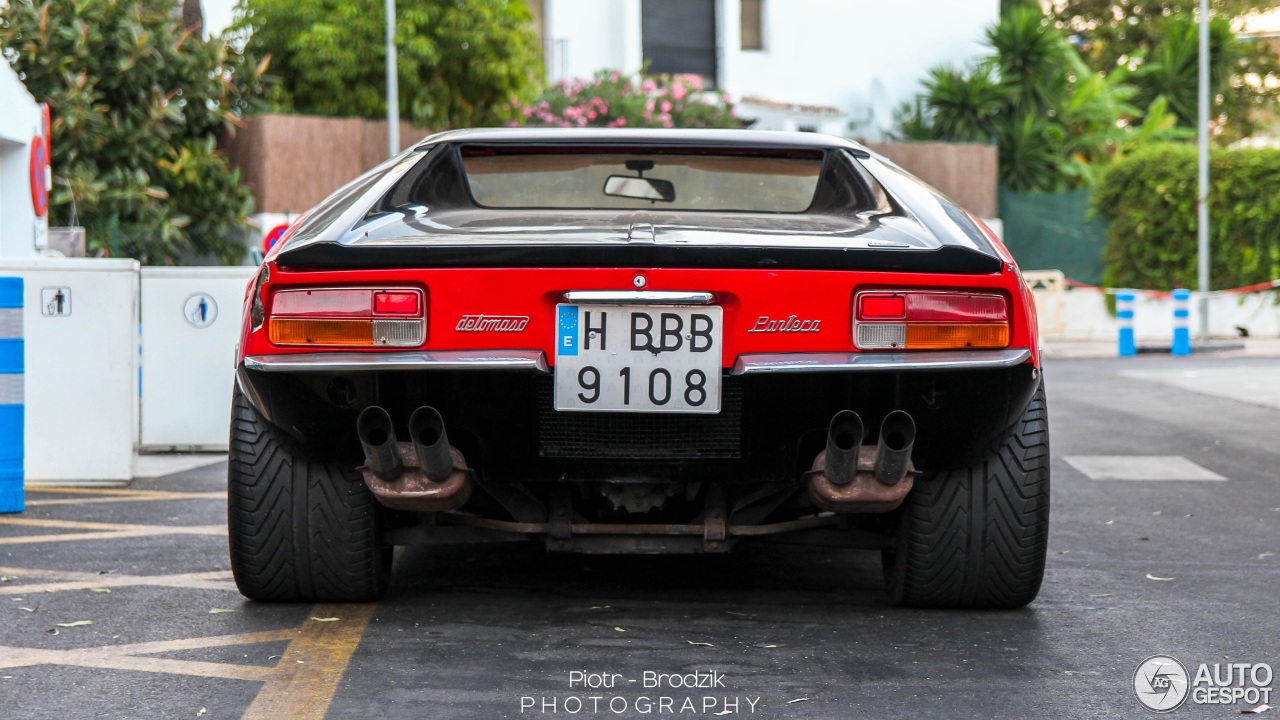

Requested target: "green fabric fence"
[{"left": 997, "top": 185, "right": 1109, "bottom": 285}]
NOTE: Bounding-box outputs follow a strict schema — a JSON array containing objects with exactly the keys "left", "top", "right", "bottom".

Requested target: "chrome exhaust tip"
[
  {"left": 873, "top": 410, "right": 916, "bottom": 486},
  {"left": 824, "top": 410, "right": 865, "bottom": 486},
  {"left": 408, "top": 406, "right": 454, "bottom": 482},
  {"left": 357, "top": 406, "right": 403, "bottom": 481}
]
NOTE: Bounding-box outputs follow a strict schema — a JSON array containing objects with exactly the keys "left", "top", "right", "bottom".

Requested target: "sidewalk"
[{"left": 1042, "top": 336, "right": 1280, "bottom": 359}]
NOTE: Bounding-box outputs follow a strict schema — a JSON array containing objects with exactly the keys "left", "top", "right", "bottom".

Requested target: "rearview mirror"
[{"left": 603, "top": 175, "right": 676, "bottom": 202}]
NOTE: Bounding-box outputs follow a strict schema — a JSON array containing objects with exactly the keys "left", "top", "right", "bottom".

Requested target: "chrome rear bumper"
[{"left": 242, "top": 347, "right": 1032, "bottom": 375}]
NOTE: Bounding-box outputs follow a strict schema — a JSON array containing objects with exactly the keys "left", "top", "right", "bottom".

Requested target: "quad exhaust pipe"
[
  {"left": 408, "top": 406, "right": 454, "bottom": 482},
  {"left": 809, "top": 409, "right": 917, "bottom": 513},
  {"left": 356, "top": 405, "right": 471, "bottom": 512},
  {"left": 357, "top": 407, "right": 403, "bottom": 481},
  {"left": 874, "top": 410, "right": 916, "bottom": 487},
  {"left": 822, "top": 410, "right": 865, "bottom": 486}
]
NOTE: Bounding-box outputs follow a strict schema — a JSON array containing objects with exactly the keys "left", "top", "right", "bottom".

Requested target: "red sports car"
[{"left": 230, "top": 128, "right": 1048, "bottom": 608}]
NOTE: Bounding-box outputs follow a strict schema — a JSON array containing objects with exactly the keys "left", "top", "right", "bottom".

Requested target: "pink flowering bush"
[{"left": 515, "top": 70, "right": 737, "bottom": 129}]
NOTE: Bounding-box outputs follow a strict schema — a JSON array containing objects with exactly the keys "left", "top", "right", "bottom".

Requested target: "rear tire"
[
  {"left": 228, "top": 387, "right": 391, "bottom": 602},
  {"left": 883, "top": 382, "right": 1049, "bottom": 608}
]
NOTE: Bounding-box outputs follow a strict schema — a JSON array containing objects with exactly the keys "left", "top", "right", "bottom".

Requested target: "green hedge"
[{"left": 1094, "top": 144, "right": 1280, "bottom": 291}]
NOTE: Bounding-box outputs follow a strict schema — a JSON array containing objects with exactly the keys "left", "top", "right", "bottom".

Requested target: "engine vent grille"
[{"left": 535, "top": 377, "right": 743, "bottom": 459}]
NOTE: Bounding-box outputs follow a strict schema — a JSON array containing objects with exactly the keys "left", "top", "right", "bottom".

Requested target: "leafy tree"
[
  {"left": 1, "top": 0, "right": 266, "bottom": 263},
  {"left": 1049, "top": 0, "right": 1280, "bottom": 142},
  {"left": 988, "top": 5, "right": 1074, "bottom": 117},
  {"left": 242, "top": 0, "right": 542, "bottom": 129},
  {"left": 917, "top": 63, "right": 1007, "bottom": 141},
  {"left": 894, "top": 5, "right": 1190, "bottom": 191},
  {"left": 518, "top": 70, "right": 737, "bottom": 129}
]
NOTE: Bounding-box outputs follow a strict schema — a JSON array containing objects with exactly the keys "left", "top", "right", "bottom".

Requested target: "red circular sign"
[
  {"left": 263, "top": 223, "right": 291, "bottom": 254},
  {"left": 30, "top": 136, "right": 48, "bottom": 217}
]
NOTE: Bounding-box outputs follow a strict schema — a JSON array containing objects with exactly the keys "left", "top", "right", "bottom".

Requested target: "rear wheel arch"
[{"left": 883, "top": 381, "right": 1050, "bottom": 609}]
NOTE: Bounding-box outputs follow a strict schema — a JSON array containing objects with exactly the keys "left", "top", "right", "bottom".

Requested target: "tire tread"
[
  {"left": 887, "top": 384, "right": 1050, "bottom": 608},
  {"left": 227, "top": 388, "right": 390, "bottom": 602}
]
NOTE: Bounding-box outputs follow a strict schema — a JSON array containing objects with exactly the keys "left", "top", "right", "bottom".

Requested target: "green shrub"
[
  {"left": 243, "top": 0, "right": 542, "bottom": 129},
  {"left": 2, "top": 0, "right": 264, "bottom": 264},
  {"left": 517, "top": 70, "right": 737, "bottom": 129},
  {"left": 1094, "top": 144, "right": 1280, "bottom": 292}
]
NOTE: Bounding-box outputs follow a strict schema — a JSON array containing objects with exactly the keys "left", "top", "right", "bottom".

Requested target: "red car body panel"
[{"left": 239, "top": 264, "right": 1040, "bottom": 368}]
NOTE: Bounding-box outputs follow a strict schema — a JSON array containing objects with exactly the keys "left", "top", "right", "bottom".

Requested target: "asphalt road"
[{"left": 1, "top": 355, "right": 1277, "bottom": 719}]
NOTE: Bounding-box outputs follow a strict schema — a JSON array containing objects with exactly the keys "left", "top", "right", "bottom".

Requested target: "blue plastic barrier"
[
  {"left": 0, "top": 278, "right": 21, "bottom": 513},
  {"left": 1171, "top": 288, "right": 1192, "bottom": 356},
  {"left": 1116, "top": 290, "right": 1136, "bottom": 357}
]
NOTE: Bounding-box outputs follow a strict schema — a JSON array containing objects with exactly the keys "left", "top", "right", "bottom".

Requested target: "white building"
[
  {"left": 532, "top": 0, "right": 998, "bottom": 139},
  {"left": 0, "top": 63, "right": 49, "bottom": 258}
]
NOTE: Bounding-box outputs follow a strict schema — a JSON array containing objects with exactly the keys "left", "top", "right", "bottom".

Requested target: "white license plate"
[{"left": 554, "top": 304, "right": 722, "bottom": 413}]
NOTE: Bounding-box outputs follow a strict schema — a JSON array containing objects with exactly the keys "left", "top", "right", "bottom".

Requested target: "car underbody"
[{"left": 236, "top": 357, "right": 1040, "bottom": 554}]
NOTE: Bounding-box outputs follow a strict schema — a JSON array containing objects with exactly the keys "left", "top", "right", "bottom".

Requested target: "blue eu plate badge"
[{"left": 557, "top": 305, "right": 578, "bottom": 357}]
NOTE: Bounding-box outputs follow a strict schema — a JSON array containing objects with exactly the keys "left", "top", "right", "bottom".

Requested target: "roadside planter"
[
  {"left": 0, "top": 258, "right": 138, "bottom": 483},
  {"left": 140, "top": 266, "right": 254, "bottom": 450}
]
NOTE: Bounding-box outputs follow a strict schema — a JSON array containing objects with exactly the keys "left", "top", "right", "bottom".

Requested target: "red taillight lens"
[
  {"left": 273, "top": 289, "right": 373, "bottom": 316},
  {"left": 904, "top": 293, "right": 1007, "bottom": 322},
  {"left": 854, "top": 291, "right": 1009, "bottom": 351},
  {"left": 268, "top": 287, "right": 425, "bottom": 347},
  {"left": 374, "top": 291, "right": 420, "bottom": 315},
  {"left": 859, "top": 294, "right": 905, "bottom": 319}
]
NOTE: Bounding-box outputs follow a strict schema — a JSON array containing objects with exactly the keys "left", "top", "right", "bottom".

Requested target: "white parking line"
[{"left": 1064, "top": 455, "right": 1227, "bottom": 481}]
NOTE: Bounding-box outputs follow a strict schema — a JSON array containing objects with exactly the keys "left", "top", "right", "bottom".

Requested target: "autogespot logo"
[{"left": 1135, "top": 655, "right": 1191, "bottom": 713}]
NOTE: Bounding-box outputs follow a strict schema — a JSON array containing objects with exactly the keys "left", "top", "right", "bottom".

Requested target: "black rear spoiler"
[{"left": 276, "top": 242, "right": 1002, "bottom": 275}]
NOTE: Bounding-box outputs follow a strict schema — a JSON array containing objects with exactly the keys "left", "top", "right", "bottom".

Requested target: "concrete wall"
[
  {"left": 223, "top": 114, "right": 433, "bottom": 215},
  {"left": 0, "top": 64, "right": 48, "bottom": 259},
  {"left": 543, "top": 0, "right": 998, "bottom": 140},
  {"left": 545, "top": 0, "right": 643, "bottom": 80},
  {"left": 1033, "top": 287, "right": 1280, "bottom": 342}
]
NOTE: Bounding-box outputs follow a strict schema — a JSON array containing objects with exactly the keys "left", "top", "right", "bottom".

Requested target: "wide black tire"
[
  {"left": 883, "top": 382, "right": 1049, "bottom": 609},
  {"left": 228, "top": 387, "right": 391, "bottom": 602}
]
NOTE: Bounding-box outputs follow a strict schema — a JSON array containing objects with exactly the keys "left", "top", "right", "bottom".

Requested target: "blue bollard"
[
  {"left": 1171, "top": 288, "right": 1192, "bottom": 356},
  {"left": 1116, "top": 290, "right": 1136, "bottom": 357},
  {"left": 0, "top": 278, "right": 22, "bottom": 513}
]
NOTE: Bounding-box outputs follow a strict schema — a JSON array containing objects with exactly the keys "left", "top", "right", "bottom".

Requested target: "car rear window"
[{"left": 459, "top": 150, "right": 824, "bottom": 213}]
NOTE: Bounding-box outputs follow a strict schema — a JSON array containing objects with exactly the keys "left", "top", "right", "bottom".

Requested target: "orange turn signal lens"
[
  {"left": 270, "top": 318, "right": 376, "bottom": 346},
  {"left": 904, "top": 324, "right": 1009, "bottom": 349},
  {"left": 269, "top": 318, "right": 425, "bottom": 347}
]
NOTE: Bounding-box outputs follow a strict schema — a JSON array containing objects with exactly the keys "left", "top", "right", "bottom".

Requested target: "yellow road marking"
[
  {"left": 25, "top": 491, "right": 227, "bottom": 506},
  {"left": 24, "top": 486, "right": 210, "bottom": 496},
  {"left": 13, "top": 649, "right": 275, "bottom": 682},
  {"left": 1, "top": 605, "right": 375, "bottom": 717},
  {"left": 0, "top": 517, "right": 225, "bottom": 532},
  {"left": 0, "top": 566, "right": 235, "bottom": 595},
  {"left": 0, "top": 517, "right": 227, "bottom": 545},
  {"left": 0, "top": 628, "right": 297, "bottom": 679},
  {"left": 242, "top": 604, "right": 377, "bottom": 720}
]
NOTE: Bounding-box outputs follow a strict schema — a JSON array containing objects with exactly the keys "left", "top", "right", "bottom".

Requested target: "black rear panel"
[
  {"left": 535, "top": 377, "right": 743, "bottom": 460},
  {"left": 238, "top": 363, "right": 1040, "bottom": 487}
]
